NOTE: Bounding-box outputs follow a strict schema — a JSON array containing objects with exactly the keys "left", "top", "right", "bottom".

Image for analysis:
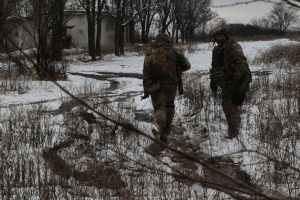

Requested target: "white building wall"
[
  {"left": 66, "top": 14, "right": 88, "bottom": 48},
  {"left": 66, "top": 14, "right": 115, "bottom": 49},
  {"left": 9, "top": 13, "right": 116, "bottom": 51},
  {"left": 9, "top": 21, "right": 35, "bottom": 50}
]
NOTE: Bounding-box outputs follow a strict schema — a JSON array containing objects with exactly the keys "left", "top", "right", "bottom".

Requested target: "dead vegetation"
[{"left": 0, "top": 39, "right": 300, "bottom": 199}]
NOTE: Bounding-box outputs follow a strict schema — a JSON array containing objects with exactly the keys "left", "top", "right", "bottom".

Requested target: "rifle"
[{"left": 176, "top": 66, "right": 184, "bottom": 95}]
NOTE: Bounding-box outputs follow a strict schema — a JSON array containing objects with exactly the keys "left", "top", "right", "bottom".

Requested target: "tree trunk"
[
  {"left": 119, "top": 0, "right": 126, "bottom": 55},
  {"left": 128, "top": 0, "right": 135, "bottom": 44},
  {"left": 51, "top": 0, "right": 65, "bottom": 61},
  {"left": 141, "top": 21, "right": 146, "bottom": 43},
  {"left": 114, "top": 18, "right": 121, "bottom": 56},
  {"left": 96, "top": 18, "right": 102, "bottom": 57},
  {"left": 86, "top": 0, "right": 96, "bottom": 61},
  {"left": 96, "top": 0, "right": 106, "bottom": 57},
  {"left": 175, "top": 28, "right": 179, "bottom": 44},
  {"left": 114, "top": 0, "right": 122, "bottom": 56},
  {"left": 119, "top": 25, "right": 125, "bottom": 55},
  {"left": 128, "top": 20, "right": 135, "bottom": 44},
  {"left": 181, "top": 30, "right": 184, "bottom": 44}
]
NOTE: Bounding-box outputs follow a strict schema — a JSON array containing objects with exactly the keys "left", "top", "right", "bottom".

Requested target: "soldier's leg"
[
  {"left": 150, "top": 88, "right": 167, "bottom": 142},
  {"left": 150, "top": 88, "right": 166, "bottom": 123},
  {"left": 221, "top": 99, "right": 241, "bottom": 139},
  {"left": 164, "top": 84, "right": 177, "bottom": 136}
]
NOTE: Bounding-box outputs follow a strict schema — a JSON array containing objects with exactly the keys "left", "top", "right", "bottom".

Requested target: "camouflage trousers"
[
  {"left": 221, "top": 98, "right": 241, "bottom": 137},
  {"left": 150, "top": 83, "right": 177, "bottom": 127}
]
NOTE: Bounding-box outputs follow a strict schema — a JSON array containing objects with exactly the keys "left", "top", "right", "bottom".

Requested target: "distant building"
[
  {"left": 5, "top": 11, "right": 116, "bottom": 51},
  {"left": 65, "top": 11, "right": 116, "bottom": 49}
]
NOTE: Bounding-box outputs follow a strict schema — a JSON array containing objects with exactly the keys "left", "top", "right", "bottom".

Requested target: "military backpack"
[
  {"left": 145, "top": 47, "right": 169, "bottom": 78},
  {"left": 241, "top": 63, "right": 252, "bottom": 92}
]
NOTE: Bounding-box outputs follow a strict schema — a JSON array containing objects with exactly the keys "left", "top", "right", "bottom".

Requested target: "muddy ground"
[{"left": 42, "top": 71, "right": 267, "bottom": 199}]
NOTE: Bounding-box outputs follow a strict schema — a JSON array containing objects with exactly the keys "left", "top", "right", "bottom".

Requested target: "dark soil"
[
  {"left": 42, "top": 134, "right": 126, "bottom": 190},
  {"left": 42, "top": 71, "right": 263, "bottom": 199}
]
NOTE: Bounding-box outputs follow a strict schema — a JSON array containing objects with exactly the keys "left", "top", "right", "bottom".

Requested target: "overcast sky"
[{"left": 211, "top": 0, "right": 282, "bottom": 24}]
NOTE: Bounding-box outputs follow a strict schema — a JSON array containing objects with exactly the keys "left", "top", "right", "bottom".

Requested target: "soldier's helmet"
[
  {"left": 155, "top": 32, "right": 172, "bottom": 43},
  {"left": 210, "top": 26, "right": 230, "bottom": 38}
]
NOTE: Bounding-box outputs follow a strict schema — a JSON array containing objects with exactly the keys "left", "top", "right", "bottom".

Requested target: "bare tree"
[
  {"left": 51, "top": 0, "right": 68, "bottom": 61},
  {"left": 135, "top": 0, "right": 158, "bottom": 44},
  {"left": 175, "top": 0, "right": 214, "bottom": 43},
  {"left": 212, "top": 0, "right": 300, "bottom": 9},
  {"left": 77, "top": 0, "right": 106, "bottom": 59},
  {"left": 268, "top": 3, "right": 299, "bottom": 36},
  {"left": 107, "top": 0, "right": 147, "bottom": 55},
  {"left": 22, "top": 0, "right": 69, "bottom": 80},
  {"left": 156, "top": 0, "right": 181, "bottom": 33},
  {"left": 127, "top": 0, "right": 136, "bottom": 44},
  {"left": 216, "top": 1, "right": 299, "bottom": 36},
  {"left": 95, "top": 0, "right": 107, "bottom": 57},
  {"left": 250, "top": 16, "right": 272, "bottom": 32},
  {"left": 108, "top": 0, "right": 126, "bottom": 56},
  {"left": 282, "top": 0, "right": 300, "bottom": 8},
  {"left": 77, "top": 0, "right": 97, "bottom": 61}
]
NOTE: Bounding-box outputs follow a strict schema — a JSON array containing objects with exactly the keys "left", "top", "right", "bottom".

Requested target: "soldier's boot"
[{"left": 158, "top": 121, "right": 168, "bottom": 143}]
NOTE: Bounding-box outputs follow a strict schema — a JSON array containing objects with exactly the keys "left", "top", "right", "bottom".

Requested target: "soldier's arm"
[{"left": 174, "top": 48, "right": 191, "bottom": 72}]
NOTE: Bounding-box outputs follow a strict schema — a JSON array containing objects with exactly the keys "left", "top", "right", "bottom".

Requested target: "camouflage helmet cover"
[
  {"left": 155, "top": 32, "right": 171, "bottom": 43},
  {"left": 210, "top": 26, "right": 229, "bottom": 37}
]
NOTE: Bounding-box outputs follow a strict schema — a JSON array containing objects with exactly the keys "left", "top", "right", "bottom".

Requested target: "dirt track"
[{"left": 42, "top": 71, "right": 260, "bottom": 199}]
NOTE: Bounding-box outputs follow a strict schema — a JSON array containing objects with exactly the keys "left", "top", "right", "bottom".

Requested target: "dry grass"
[
  {"left": 254, "top": 43, "right": 300, "bottom": 67},
  {"left": 180, "top": 41, "right": 300, "bottom": 199},
  {"left": 0, "top": 38, "right": 300, "bottom": 199}
]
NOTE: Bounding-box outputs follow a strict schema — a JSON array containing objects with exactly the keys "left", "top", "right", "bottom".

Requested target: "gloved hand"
[
  {"left": 141, "top": 93, "right": 149, "bottom": 100},
  {"left": 210, "top": 81, "right": 218, "bottom": 92},
  {"left": 232, "top": 89, "right": 246, "bottom": 106}
]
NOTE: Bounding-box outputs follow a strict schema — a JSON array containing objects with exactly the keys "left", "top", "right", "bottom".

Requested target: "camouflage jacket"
[
  {"left": 143, "top": 41, "right": 191, "bottom": 94},
  {"left": 210, "top": 39, "right": 248, "bottom": 88}
]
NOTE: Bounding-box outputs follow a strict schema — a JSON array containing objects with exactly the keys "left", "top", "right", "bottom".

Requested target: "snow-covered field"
[{"left": 0, "top": 38, "right": 299, "bottom": 199}]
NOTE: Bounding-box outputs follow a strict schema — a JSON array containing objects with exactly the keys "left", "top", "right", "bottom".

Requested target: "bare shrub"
[
  {"left": 178, "top": 44, "right": 300, "bottom": 198},
  {"left": 175, "top": 42, "right": 199, "bottom": 54},
  {"left": 100, "top": 46, "right": 115, "bottom": 55},
  {"left": 245, "top": 56, "right": 300, "bottom": 197},
  {"left": 0, "top": 60, "right": 32, "bottom": 94},
  {"left": 2, "top": 39, "right": 300, "bottom": 199},
  {"left": 124, "top": 43, "right": 148, "bottom": 55},
  {"left": 184, "top": 43, "right": 198, "bottom": 54},
  {"left": 255, "top": 43, "right": 300, "bottom": 67}
]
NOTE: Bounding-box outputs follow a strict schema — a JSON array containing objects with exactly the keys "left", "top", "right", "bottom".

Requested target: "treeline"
[
  {"left": 225, "top": 24, "right": 298, "bottom": 38},
  {"left": 211, "top": 3, "right": 299, "bottom": 39}
]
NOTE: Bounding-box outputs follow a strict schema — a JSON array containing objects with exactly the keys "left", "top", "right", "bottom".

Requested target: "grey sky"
[{"left": 211, "top": 0, "right": 282, "bottom": 24}]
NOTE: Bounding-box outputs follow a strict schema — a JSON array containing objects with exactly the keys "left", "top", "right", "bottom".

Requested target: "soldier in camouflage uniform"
[
  {"left": 142, "top": 32, "right": 191, "bottom": 143},
  {"left": 209, "top": 26, "right": 249, "bottom": 139}
]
